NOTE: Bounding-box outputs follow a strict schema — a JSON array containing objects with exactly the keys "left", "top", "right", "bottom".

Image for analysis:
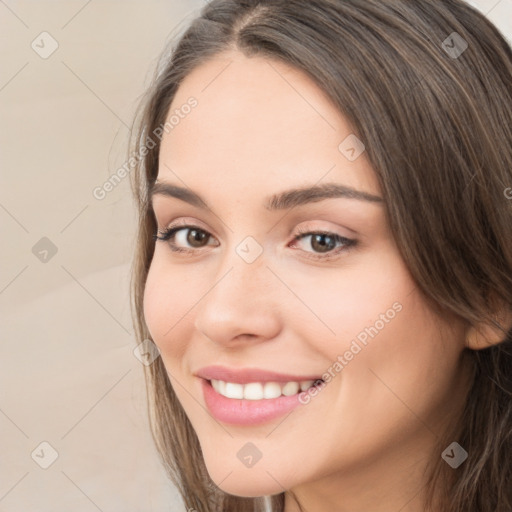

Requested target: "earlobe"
[{"left": 465, "top": 309, "right": 512, "bottom": 350}]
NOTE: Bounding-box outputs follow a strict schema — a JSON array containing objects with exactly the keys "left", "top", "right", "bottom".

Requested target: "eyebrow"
[{"left": 149, "top": 181, "right": 383, "bottom": 211}]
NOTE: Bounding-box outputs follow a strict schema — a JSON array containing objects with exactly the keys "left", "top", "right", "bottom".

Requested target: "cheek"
[
  {"left": 321, "top": 283, "right": 464, "bottom": 454},
  {"left": 295, "top": 246, "right": 460, "bottom": 405},
  {"left": 284, "top": 244, "right": 410, "bottom": 359},
  {"left": 142, "top": 256, "right": 196, "bottom": 358}
]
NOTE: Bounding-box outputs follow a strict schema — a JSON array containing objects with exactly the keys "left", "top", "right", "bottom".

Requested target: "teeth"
[
  {"left": 263, "top": 382, "right": 282, "bottom": 399},
  {"left": 225, "top": 382, "right": 244, "bottom": 399},
  {"left": 282, "top": 381, "right": 300, "bottom": 396},
  {"left": 210, "top": 379, "right": 321, "bottom": 400},
  {"left": 244, "top": 382, "right": 263, "bottom": 400},
  {"left": 300, "top": 380, "right": 314, "bottom": 391}
]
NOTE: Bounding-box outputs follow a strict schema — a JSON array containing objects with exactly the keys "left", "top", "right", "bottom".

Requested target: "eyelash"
[{"left": 153, "top": 223, "right": 357, "bottom": 261}]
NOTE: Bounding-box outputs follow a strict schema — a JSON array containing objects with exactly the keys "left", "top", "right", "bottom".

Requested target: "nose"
[{"left": 193, "top": 250, "right": 282, "bottom": 346}]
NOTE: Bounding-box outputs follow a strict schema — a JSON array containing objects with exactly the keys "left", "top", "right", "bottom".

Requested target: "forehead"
[{"left": 157, "top": 50, "right": 380, "bottom": 200}]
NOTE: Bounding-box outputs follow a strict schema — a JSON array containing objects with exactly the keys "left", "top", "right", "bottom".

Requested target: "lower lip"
[{"left": 201, "top": 379, "right": 307, "bottom": 425}]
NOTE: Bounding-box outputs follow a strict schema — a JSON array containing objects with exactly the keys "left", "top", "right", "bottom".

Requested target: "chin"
[
  {"left": 205, "top": 464, "right": 292, "bottom": 498},
  {"left": 216, "top": 481, "right": 282, "bottom": 498}
]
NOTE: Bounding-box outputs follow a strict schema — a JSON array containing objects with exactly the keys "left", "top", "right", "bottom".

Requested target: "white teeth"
[
  {"left": 300, "top": 380, "right": 314, "bottom": 391},
  {"left": 282, "top": 381, "right": 300, "bottom": 396},
  {"left": 210, "top": 379, "right": 321, "bottom": 400},
  {"left": 263, "top": 382, "right": 282, "bottom": 399},
  {"left": 244, "top": 382, "right": 263, "bottom": 400},
  {"left": 225, "top": 382, "right": 244, "bottom": 399}
]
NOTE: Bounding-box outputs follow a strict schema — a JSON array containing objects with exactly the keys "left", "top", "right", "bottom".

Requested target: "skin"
[{"left": 143, "top": 50, "right": 479, "bottom": 512}]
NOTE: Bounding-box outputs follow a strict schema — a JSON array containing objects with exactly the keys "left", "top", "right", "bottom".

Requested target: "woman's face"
[{"left": 144, "top": 50, "right": 471, "bottom": 507}]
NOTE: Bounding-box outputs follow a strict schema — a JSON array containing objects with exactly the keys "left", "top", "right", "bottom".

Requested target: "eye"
[
  {"left": 289, "top": 227, "right": 356, "bottom": 260},
  {"left": 153, "top": 224, "right": 218, "bottom": 253}
]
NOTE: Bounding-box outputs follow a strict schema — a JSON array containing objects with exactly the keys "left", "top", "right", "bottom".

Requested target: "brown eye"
[
  {"left": 290, "top": 230, "right": 356, "bottom": 260},
  {"left": 154, "top": 225, "right": 218, "bottom": 252},
  {"left": 186, "top": 228, "right": 210, "bottom": 247},
  {"left": 310, "top": 233, "right": 338, "bottom": 253}
]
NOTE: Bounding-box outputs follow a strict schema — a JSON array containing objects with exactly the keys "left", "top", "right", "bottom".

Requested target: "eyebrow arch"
[{"left": 149, "top": 181, "right": 383, "bottom": 210}]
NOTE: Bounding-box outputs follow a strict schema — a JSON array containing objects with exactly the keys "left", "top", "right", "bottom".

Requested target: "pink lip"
[
  {"left": 200, "top": 379, "right": 310, "bottom": 425},
  {"left": 195, "top": 365, "right": 323, "bottom": 384},
  {"left": 196, "top": 366, "right": 325, "bottom": 425}
]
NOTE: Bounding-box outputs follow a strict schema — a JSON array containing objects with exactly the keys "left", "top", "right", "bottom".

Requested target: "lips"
[{"left": 195, "top": 365, "right": 323, "bottom": 384}]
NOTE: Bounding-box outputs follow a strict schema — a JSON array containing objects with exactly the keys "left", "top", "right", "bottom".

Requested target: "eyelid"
[
  {"left": 292, "top": 220, "right": 355, "bottom": 239},
  {"left": 160, "top": 216, "right": 213, "bottom": 234}
]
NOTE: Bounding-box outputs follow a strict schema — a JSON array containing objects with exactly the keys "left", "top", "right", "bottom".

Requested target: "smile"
[
  {"left": 210, "top": 379, "right": 322, "bottom": 400},
  {"left": 200, "top": 378, "right": 324, "bottom": 425}
]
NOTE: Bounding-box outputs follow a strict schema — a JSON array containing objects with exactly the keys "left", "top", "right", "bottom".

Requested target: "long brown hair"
[{"left": 129, "top": 1, "right": 512, "bottom": 510}]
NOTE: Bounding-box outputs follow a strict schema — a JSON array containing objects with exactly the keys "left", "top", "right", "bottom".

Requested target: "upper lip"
[{"left": 195, "top": 365, "right": 323, "bottom": 384}]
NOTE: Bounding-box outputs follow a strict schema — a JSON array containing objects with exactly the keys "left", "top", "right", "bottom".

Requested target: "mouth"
[
  {"left": 200, "top": 377, "right": 325, "bottom": 426},
  {"left": 208, "top": 378, "right": 324, "bottom": 400}
]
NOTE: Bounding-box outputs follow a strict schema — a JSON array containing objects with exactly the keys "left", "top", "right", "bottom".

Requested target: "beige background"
[{"left": 1, "top": 1, "right": 511, "bottom": 511}]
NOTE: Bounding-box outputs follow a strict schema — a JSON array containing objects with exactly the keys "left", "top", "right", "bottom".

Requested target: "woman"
[{"left": 129, "top": 1, "right": 512, "bottom": 510}]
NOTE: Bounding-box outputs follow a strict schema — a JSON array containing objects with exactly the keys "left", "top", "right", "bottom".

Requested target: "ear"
[{"left": 465, "top": 306, "right": 512, "bottom": 350}]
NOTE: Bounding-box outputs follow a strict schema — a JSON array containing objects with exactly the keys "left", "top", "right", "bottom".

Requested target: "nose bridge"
[
  {"left": 193, "top": 238, "right": 281, "bottom": 343},
  {"left": 209, "top": 233, "right": 272, "bottom": 301}
]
